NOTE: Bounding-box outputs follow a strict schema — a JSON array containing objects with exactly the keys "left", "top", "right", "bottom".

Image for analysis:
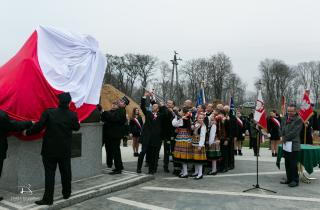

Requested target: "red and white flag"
[
  {"left": 299, "top": 90, "right": 313, "bottom": 123},
  {"left": 254, "top": 90, "right": 267, "bottom": 131},
  {"left": 0, "top": 26, "right": 107, "bottom": 140}
]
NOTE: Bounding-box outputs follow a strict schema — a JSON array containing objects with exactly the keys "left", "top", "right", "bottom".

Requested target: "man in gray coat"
[{"left": 281, "top": 104, "right": 303, "bottom": 187}]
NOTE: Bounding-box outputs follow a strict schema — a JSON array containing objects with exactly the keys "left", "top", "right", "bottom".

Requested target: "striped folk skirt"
[
  {"left": 173, "top": 128, "right": 193, "bottom": 162},
  {"left": 192, "top": 146, "right": 207, "bottom": 163},
  {"left": 206, "top": 141, "right": 221, "bottom": 160}
]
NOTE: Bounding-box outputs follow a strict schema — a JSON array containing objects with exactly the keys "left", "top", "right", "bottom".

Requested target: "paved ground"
[{"left": 62, "top": 141, "right": 320, "bottom": 210}]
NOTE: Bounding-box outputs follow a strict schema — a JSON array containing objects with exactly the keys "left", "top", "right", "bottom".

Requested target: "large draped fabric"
[{"left": 0, "top": 26, "right": 107, "bottom": 140}]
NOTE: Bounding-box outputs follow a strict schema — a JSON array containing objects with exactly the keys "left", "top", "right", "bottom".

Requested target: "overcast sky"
[{"left": 1, "top": 0, "right": 320, "bottom": 91}]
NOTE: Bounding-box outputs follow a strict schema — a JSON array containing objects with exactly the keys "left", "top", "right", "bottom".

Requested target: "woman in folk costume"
[
  {"left": 234, "top": 110, "right": 246, "bottom": 156},
  {"left": 172, "top": 107, "right": 193, "bottom": 178},
  {"left": 267, "top": 110, "right": 281, "bottom": 157},
  {"left": 206, "top": 110, "right": 221, "bottom": 175},
  {"left": 129, "top": 107, "right": 144, "bottom": 157},
  {"left": 191, "top": 113, "right": 207, "bottom": 180}
]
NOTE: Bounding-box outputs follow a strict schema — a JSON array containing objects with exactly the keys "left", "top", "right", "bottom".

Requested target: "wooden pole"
[{"left": 304, "top": 122, "right": 307, "bottom": 145}]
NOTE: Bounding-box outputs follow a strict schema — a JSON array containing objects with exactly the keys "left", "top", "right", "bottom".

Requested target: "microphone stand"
[{"left": 243, "top": 128, "right": 276, "bottom": 193}]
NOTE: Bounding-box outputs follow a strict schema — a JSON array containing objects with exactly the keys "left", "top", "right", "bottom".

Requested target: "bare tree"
[
  {"left": 123, "top": 54, "right": 141, "bottom": 96},
  {"left": 182, "top": 58, "right": 207, "bottom": 102},
  {"left": 136, "top": 54, "right": 157, "bottom": 95},
  {"left": 258, "top": 59, "right": 295, "bottom": 110},
  {"left": 208, "top": 53, "right": 232, "bottom": 100},
  {"left": 158, "top": 61, "right": 171, "bottom": 100},
  {"left": 224, "top": 73, "right": 246, "bottom": 106}
]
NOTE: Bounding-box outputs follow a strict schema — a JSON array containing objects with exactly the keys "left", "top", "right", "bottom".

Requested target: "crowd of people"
[
  {"left": 1, "top": 91, "right": 318, "bottom": 205},
  {"left": 102, "top": 91, "right": 263, "bottom": 179},
  {"left": 101, "top": 92, "right": 320, "bottom": 188}
]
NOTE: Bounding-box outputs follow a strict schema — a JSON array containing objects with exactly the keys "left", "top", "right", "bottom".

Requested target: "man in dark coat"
[
  {"left": 0, "top": 110, "right": 32, "bottom": 201},
  {"left": 137, "top": 91, "right": 164, "bottom": 174},
  {"left": 101, "top": 96, "right": 128, "bottom": 175},
  {"left": 25, "top": 93, "right": 80, "bottom": 205},
  {"left": 159, "top": 99, "right": 175, "bottom": 173},
  {"left": 281, "top": 104, "right": 303, "bottom": 187}
]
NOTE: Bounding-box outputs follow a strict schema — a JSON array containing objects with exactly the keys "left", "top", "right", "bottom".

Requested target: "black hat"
[
  {"left": 120, "top": 96, "right": 130, "bottom": 106},
  {"left": 58, "top": 92, "right": 72, "bottom": 105}
]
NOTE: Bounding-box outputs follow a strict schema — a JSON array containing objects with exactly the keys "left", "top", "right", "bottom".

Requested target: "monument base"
[{"left": 0, "top": 123, "right": 102, "bottom": 193}]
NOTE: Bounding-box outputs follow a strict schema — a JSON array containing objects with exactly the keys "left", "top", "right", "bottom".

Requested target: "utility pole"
[{"left": 169, "top": 51, "right": 182, "bottom": 99}]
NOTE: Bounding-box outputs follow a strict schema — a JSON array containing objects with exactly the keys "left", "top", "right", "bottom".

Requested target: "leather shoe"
[
  {"left": 280, "top": 180, "right": 290, "bottom": 184},
  {"left": 63, "top": 195, "right": 70, "bottom": 199},
  {"left": 207, "top": 171, "right": 217, "bottom": 176},
  {"left": 179, "top": 174, "right": 188, "bottom": 178},
  {"left": 194, "top": 175, "right": 203, "bottom": 180},
  {"left": 288, "top": 181, "right": 299, "bottom": 187},
  {"left": 221, "top": 169, "right": 228, "bottom": 173},
  {"left": 0, "top": 197, "right": 3, "bottom": 201},
  {"left": 172, "top": 170, "right": 180, "bottom": 176},
  {"left": 35, "top": 200, "right": 53, "bottom": 205},
  {"left": 109, "top": 170, "right": 121, "bottom": 175},
  {"left": 136, "top": 169, "right": 142, "bottom": 173},
  {"left": 190, "top": 173, "right": 198, "bottom": 177}
]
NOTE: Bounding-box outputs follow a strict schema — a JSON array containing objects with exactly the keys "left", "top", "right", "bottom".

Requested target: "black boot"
[
  {"left": 234, "top": 150, "right": 238, "bottom": 155},
  {"left": 35, "top": 200, "right": 53, "bottom": 206},
  {"left": 123, "top": 138, "right": 128, "bottom": 147},
  {"left": 238, "top": 150, "right": 243, "bottom": 156}
]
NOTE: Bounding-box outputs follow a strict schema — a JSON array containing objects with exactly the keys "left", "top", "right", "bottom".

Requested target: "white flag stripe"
[{"left": 37, "top": 26, "right": 107, "bottom": 107}]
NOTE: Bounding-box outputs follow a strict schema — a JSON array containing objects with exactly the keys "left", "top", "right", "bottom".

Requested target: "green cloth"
[{"left": 276, "top": 144, "right": 320, "bottom": 174}]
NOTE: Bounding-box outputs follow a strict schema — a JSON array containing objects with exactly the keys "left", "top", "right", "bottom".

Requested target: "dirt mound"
[{"left": 100, "top": 84, "right": 143, "bottom": 119}]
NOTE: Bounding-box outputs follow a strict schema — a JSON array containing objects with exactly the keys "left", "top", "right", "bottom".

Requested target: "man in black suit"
[
  {"left": 25, "top": 93, "right": 80, "bottom": 205},
  {"left": 137, "top": 91, "right": 164, "bottom": 174},
  {"left": 0, "top": 110, "right": 32, "bottom": 201},
  {"left": 159, "top": 99, "right": 175, "bottom": 173},
  {"left": 101, "top": 96, "right": 128, "bottom": 175}
]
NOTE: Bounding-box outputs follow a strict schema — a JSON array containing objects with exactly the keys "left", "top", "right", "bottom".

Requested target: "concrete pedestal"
[{"left": 0, "top": 123, "right": 102, "bottom": 193}]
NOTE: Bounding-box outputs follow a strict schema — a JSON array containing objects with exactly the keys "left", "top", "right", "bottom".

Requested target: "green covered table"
[{"left": 277, "top": 144, "right": 320, "bottom": 183}]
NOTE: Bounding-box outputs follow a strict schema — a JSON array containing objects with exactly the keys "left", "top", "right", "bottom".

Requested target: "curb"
[{"left": 26, "top": 174, "right": 154, "bottom": 210}]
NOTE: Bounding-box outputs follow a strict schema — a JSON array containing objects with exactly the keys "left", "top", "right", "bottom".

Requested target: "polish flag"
[
  {"left": 254, "top": 90, "right": 267, "bottom": 131},
  {"left": 0, "top": 26, "right": 107, "bottom": 140},
  {"left": 299, "top": 90, "right": 313, "bottom": 123}
]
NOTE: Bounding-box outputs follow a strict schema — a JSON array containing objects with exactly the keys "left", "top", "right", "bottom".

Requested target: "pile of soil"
[{"left": 100, "top": 84, "right": 144, "bottom": 119}]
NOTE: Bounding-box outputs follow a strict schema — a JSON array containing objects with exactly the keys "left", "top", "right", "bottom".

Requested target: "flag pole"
[{"left": 304, "top": 122, "right": 307, "bottom": 145}]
